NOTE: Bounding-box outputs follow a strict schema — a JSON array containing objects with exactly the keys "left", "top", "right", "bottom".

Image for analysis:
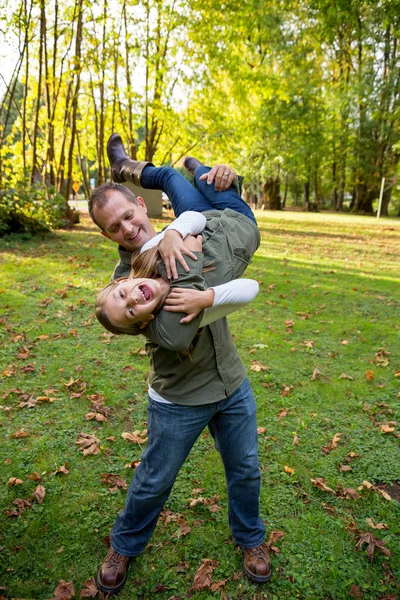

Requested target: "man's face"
[{"left": 94, "top": 191, "right": 156, "bottom": 251}]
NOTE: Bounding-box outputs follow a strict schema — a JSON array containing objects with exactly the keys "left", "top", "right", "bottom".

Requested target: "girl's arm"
[
  {"left": 164, "top": 279, "right": 259, "bottom": 324},
  {"left": 141, "top": 211, "right": 207, "bottom": 280}
]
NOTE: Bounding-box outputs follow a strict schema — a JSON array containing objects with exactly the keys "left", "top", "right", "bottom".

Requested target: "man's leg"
[
  {"left": 96, "top": 398, "right": 217, "bottom": 594},
  {"left": 193, "top": 166, "right": 257, "bottom": 223},
  {"left": 207, "top": 378, "right": 271, "bottom": 583}
]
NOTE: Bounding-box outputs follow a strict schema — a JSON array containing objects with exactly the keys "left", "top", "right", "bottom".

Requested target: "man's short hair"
[{"left": 88, "top": 182, "right": 138, "bottom": 230}]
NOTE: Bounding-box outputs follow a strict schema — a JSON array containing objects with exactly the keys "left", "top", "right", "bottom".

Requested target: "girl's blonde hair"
[{"left": 95, "top": 247, "right": 163, "bottom": 336}]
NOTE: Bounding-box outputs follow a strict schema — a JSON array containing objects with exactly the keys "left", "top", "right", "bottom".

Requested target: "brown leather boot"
[
  {"left": 107, "top": 133, "right": 153, "bottom": 185},
  {"left": 242, "top": 544, "right": 271, "bottom": 583},
  {"left": 95, "top": 548, "right": 130, "bottom": 594}
]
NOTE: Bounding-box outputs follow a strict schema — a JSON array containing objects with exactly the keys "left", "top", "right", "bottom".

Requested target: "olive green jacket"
[{"left": 112, "top": 208, "right": 260, "bottom": 405}]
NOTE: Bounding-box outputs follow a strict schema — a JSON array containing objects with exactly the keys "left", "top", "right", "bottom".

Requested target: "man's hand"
[
  {"left": 158, "top": 230, "right": 197, "bottom": 280},
  {"left": 164, "top": 287, "right": 215, "bottom": 323},
  {"left": 199, "top": 164, "right": 237, "bottom": 191}
]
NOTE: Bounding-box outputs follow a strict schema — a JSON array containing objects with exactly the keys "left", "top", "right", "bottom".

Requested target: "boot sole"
[
  {"left": 243, "top": 558, "right": 272, "bottom": 584},
  {"left": 95, "top": 566, "right": 129, "bottom": 595}
]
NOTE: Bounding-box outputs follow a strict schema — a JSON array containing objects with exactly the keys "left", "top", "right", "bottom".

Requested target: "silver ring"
[{"left": 223, "top": 172, "right": 229, "bottom": 177}]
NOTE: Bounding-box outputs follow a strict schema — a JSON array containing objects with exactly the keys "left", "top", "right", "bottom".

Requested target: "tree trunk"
[
  {"left": 303, "top": 179, "right": 310, "bottom": 211},
  {"left": 282, "top": 173, "right": 288, "bottom": 208},
  {"left": 64, "top": 0, "right": 83, "bottom": 202},
  {"left": 263, "top": 176, "right": 281, "bottom": 210},
  {"left": 353, "top": 182, "right": 375, "bottom": 214},
  {"left": 31, "top": 0, "right": 45, "bottom": 184}
]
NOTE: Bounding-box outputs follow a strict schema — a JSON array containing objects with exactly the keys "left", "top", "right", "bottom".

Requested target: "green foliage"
[{"left": 0, "top": 182, "right": 76, "bottom": 235}]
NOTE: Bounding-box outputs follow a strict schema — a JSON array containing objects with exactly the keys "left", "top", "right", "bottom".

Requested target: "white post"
[{"left": 377, "top": 177, "right": 385, "bottom": 218}]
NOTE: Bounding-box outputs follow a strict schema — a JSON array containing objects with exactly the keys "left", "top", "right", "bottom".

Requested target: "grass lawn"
[{"left": 0, "top": 209, "right": 399, "bottom": 600}]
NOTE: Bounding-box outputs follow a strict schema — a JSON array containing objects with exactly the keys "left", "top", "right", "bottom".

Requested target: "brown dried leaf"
[
  {"left": 191, "top": 558, "right": 219, "bottom": 590},
  {"left": 27, "top": 471, "right": 42, "bottom": 481},
  {"left": 365, "top": 518, "right": 388, "bottom": 530},
  {"left": 380, "top": 422, "right": 396, "bottom": 433},
  {"left": 311, "top": 477, "right": 336, "bottom": 495},
  {"left": 277, "top": 409, "right": 288, "bottom": 419},
  {"left": 364, "top": 370, "right": 374, "bottom": 381},
  {"left": 210, "top": 578, "right": 229, "bottom": 592},
  {"left": 349, "top": 584, "right": 363, "bottom": 598},
  {"left": 80, "top": 577, "right": 99, "bottom": 597},
  {"left": 121, "top": 430, "right": 148, "bottom": 444},
  {"left": 33, "top": 484, "right": 46, "bottom": 504},
  {"left": 338, "top": 487, "right": 360, "bottom": 500},
  {"left": 10, "top": 429, "right": 28, "bottom": 438},
  {"left": 257, "top": 427, "right": 267, "bottom": 434},
  {"left": 266, "top": 531, "right": 285, "bottom": 551},
  {"left": 354, "top": 531, "right": 391, "bottom": 561},
  {"left": 6, "top": 477, "right": 23, "bottom": 486},
  {"left": 100, "top": 473, "right": 127, "bottom": 493},
  {"left": 250, "top": 360, "right": 267, "bottom": 372},
  {"left": 322, "top": 432, "right": 342, "bottom": 455},
  {"left": 339, "top": 465, "right": 352, "bottom": 472},
  {"left": 311, "top": 368, "right": 321, "bottom": 380},
  {"left": 52, "top": 579, "right": 75, "bottom": 600},
  {"left": 283, "top": 465, "right": 295, "bottom": 475},
  {"left": 76, "top": 432, "right": 101, "bottom": 456},
  {"left": 339, "top": 373, "right": 354, "bottom": 380},
  {"left": 53, "top": 463, "right": 69, "bottom": 476}
]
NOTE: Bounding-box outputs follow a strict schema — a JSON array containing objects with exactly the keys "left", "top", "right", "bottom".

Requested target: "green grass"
[{"left": 0, "top": 210, "right": 399, "bottom": 600}]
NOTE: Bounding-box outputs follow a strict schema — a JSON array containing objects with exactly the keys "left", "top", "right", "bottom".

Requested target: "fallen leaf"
[
  {"left": 10, "top": 429, "right": 28, "bottom": 438},
  {"left": 339, "top": 465, "right": 352, "bottom": 472},
  {"left": 266, "top": 530, "right": 285, "bottom": 554},
  {"left": 121, "top": 430, "right": 148, "bottom": 444},
  {"left": 364, "top": 370, "right": 374, "bottom": 381},
  {"left": 80, "top": 577, "right": 99, "bottom": 597},
  {"left": 100, "top": 473, "right": 127, "bottom": 493},
  {"left": 125, "top": 459, "right": 140, "bottom": 469},
  {"left": 6, "top": 478, "right": 23, "bottom": 486},
  {"left": 76, "top": 432, "right": 101, "bottom": 456},
  {"left": 380, "top": 422, "right": 396, "bottom": 433},
  {"left": 250, "top": 360, "right": 268, "bottom": 372},
  {"left": 311, "top": 368, "right": 321, "bottom": 380},
  {"left": 52, "top": 579, "right": 75, "bottom": 599},
  {"left": 32, "top": 485, "right": 46, "bottom": 504},
  {"left": 341, "top": 339, "right": 351, "bottom": 345},
  {"left": 283, "top": 465, "right": 295, "bottom": 475},
  {"left": 354, "top": 531, "right": 391, "bottom": 561},
  {"left": 339, "top": 373, "right": 354, "bottom": 380},
  {"left": 337, "top": 487, "right": 360, "bottom": 500},
  {"left": 191, "top": 558, "right": 219, "bottom": 590},
  {"left": 277, "top": 409, "right": 288, "bottom": 419},
  {"left": 27, "top": 471, "right": 42, "bottom": 481},
  {"left": 349, "top": 584, "right": 363, "bottom": 598},
  {"left": 257, "top": 427, "right": 267, "bottom": 434},
  {"left": 366, "top": 518, "right": 388, "bottom": 530},
  {"left": 53, "top": 463, "right": 69, "bottom": 476},
  {"left": 292, "top": 433, "right": 300, "bottom": 445},
  {"left": 322, "top": 433, "right": 342, "bottom": 455},
  {"left": 280, "top": 385, "right": 293, "bottom": 397},
  {"left": 172, "top": 516, "right": 191, "bottom": 538},
  {"left": 211, "top": 578, "right": 229, "bottom": 592},
  {"left": 311, "top": 477, "right": 336, "bottom": 495}
]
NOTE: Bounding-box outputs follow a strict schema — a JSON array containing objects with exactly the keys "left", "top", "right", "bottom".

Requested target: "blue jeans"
[
  {"left": 111, "top": 378, "right": 265, "bottom": 556},
  {"left": 140, "top": 165, "right": 256, "bottom": 223}
]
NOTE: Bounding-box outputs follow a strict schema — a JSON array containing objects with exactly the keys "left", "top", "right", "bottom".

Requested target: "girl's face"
[{"left": 103, "top": 278, "right": 166, "bottom": 329}]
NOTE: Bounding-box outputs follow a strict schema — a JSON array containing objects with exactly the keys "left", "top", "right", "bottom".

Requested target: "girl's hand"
[
  {"left": 164, "top": 287, "right": 214, "bottom": 323},
  {"left": 158, "top": 230, "right": 197, "bottom": 281},
  {"left": 182, "top": 234, "right": 202, "bottom": 253}
]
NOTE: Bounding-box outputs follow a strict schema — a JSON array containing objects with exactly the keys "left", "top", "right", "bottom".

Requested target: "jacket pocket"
[{"left": 233, "top": 246, "right": 251, "bottom": 277}]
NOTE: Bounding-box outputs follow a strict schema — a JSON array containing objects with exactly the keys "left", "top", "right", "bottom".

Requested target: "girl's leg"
[
  {"left": 194, "top": 166, "right": 256, "bottom": 223},
  {"left": 140, "top": 166, "right": 214, "bottom": 217}
]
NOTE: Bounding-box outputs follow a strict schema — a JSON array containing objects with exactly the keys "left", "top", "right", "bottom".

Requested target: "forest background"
[{"left": 0, "top": 0, "right": 399, "bottom": 234}]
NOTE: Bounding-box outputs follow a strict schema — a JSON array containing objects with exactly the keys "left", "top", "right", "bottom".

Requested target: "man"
[{"left": 88, "top": 135, "right": 271, "bottom": 594}]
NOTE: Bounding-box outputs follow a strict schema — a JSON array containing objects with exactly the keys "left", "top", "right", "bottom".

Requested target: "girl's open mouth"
[{"left": 138, "top": 284, "right": 152, "bottom": 302}]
